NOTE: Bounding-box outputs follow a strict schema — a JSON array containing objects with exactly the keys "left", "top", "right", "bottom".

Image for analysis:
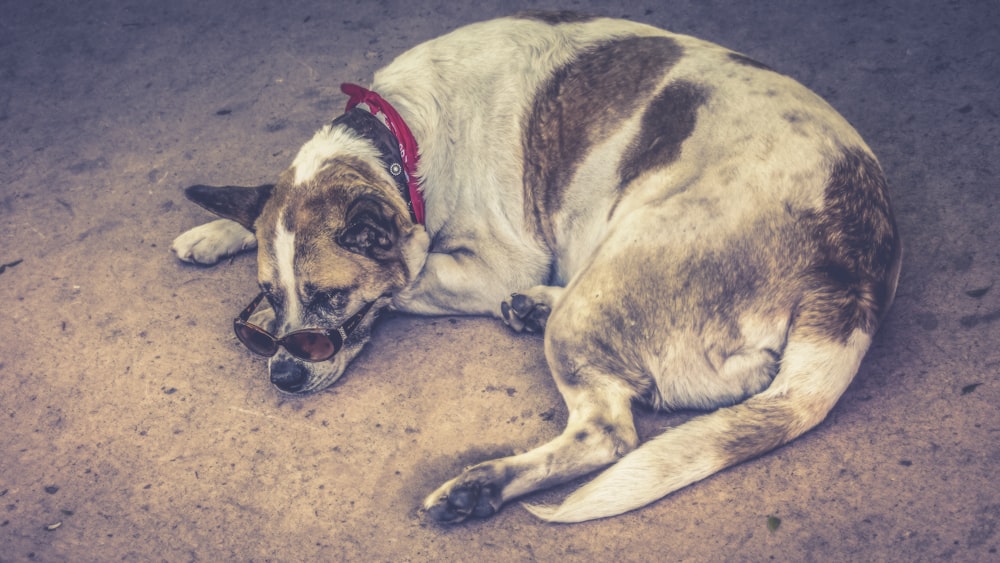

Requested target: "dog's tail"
[{"left": 523, "top": 326, "right": 878, "bottom": 523}]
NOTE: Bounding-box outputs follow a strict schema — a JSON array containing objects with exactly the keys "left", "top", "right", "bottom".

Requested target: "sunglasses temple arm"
[
  {"left": 342, "top": 299, "right": 378, "bottom": 335},
  {"left": 237, "top": 291, "right": 268, "bottom": 323}
]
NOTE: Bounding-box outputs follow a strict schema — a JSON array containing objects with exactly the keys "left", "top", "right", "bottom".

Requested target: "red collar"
[{"left": 341, "top": 83, "right": 425, "bottom": 224}]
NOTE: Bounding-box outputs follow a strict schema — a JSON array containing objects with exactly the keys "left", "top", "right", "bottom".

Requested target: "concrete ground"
[{"left": 1, "top": 0, "right": 997, "bottom": 560}]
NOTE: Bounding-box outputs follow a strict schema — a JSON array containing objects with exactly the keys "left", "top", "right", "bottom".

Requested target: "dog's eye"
[{"left": 311, "top": 289, "right": 348, "bottom": 313}]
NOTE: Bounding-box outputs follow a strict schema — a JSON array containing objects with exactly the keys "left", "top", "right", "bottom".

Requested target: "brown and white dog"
[{"left": 172, "top": 12, "right": 901, "bottom": 523}]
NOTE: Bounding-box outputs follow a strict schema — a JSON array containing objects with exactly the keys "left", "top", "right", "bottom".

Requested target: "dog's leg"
[
  {"left": 393, "top": 251, "right": 548, "bottom": 317},
  {"left": 423, "top": 363, "right": 638, "bottom": 523},
  {"left": 171, "top": 219, "right": 256, "bottom": 265},
  {"left": 500, "top": 285, "right": 564, "bottom": 333}
]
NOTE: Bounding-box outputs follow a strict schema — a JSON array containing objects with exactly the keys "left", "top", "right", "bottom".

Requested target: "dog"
[{"left": 171, "top": 12, "right": 901, "bottom": 523}]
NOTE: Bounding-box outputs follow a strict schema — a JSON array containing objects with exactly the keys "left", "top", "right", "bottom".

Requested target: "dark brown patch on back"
[
  {"left": 618, "top": 81, "right": 709, "bottom": 188},
  {"left": 523, "top": 36, "right": 683, "bottom": 249},
  {"left": 514, "top": 11, "right": 596, "bottom": 25},
  {"left": 797, "top": 147, "right": 901, "bottom": 341}
]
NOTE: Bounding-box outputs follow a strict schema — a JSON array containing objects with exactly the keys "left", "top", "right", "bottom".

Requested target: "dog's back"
[{"left": 372, "top": 14, "right": 896, "bottom": 290}]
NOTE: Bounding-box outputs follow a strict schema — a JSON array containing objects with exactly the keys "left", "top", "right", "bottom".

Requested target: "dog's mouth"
[
  {"left": 269, "top": 356, "right": 343, "bottom": 394},
  {"left": 267, "top": 339, "right": 362, "bottom": 394}
]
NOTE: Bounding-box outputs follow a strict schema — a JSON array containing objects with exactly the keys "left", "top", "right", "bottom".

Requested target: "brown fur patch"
[
  {"left": 717, "top": 398, "right": 801, "bottom": 463},
  {"left": 796, "top": 147, "right": 901, "bottom": 341},
  {"left": 523, "top": 36, "right": 684, "bottom": 249},
  {"left": 618, "top": 81, "right": 709, "bottom": 189}
]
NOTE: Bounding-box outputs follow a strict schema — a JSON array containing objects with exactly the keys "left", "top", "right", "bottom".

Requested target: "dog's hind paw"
[
  {"left": 171, "top": 219, "right": 256, "bottom": 265},
  {"left": 501, "top": 286, "right": 562, "bottom": 333},
  {"left": 422, "top": 464, "right": 506, "bottom": 524}
]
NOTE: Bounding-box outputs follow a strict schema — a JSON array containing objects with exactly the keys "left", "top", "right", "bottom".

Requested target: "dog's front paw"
[
  {"left": 422, "top": 464, "right": 506, "bottom": 524},
  {"left": 501, "top": 292, "right": 552, "bottom": 333},
  {"left": 171, "top": 219, "right": 256, "bottom": 265}
]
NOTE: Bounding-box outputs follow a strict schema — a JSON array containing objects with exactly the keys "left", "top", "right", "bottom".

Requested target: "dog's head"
[{"left": 186, "top": 150, "right": 428, "bottom": 394}]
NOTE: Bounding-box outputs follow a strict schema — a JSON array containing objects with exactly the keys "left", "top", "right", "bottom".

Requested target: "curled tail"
[{"left": 525, "top": 329, "right": 875, "bottom": 523}]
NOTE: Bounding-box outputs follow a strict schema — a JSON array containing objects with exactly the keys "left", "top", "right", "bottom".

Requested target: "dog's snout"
[{"left": 270, "top": 359, "right": 309, "bottom": 393}]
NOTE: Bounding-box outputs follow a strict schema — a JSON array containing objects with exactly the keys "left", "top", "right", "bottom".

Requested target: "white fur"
[
  {"left": 170, "top": 218, "right": 255, "bottom": 265},
  {"left": 273, "top": 216, "right": 299, "bottom": 325},
  {"left": 292, "top": 125, "right": 383, "bottom": 186},
  {"left": 369, "top": 19, "right": 666, "bottom": 313}
]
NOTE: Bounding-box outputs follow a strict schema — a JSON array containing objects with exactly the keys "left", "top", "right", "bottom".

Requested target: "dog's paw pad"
[
  {"left": 501, "top": 293, "right": 551, "bottom": 333},
  {"left": 423, "top": 467, "right": 504, "bottom": 524},
  {"left": 425, "top": 486, "right": 498, "bottom": 523}
]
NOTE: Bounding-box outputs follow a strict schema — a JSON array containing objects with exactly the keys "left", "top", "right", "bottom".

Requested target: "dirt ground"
[{"left": 1, "top": 0, "right": 997, "bottom": 560}]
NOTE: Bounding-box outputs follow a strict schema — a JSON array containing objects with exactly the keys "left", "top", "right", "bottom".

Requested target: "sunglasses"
[{"left": 233, "top": 291, "right": 377, "bottom": 362}]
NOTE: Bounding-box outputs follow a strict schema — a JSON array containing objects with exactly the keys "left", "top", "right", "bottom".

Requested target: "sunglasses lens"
[
  {"left": 284, "top": 332, "right": 339, "bottom": 362},
  {"left": 234, "top": 322, "right": 279, "bottom": 356}
]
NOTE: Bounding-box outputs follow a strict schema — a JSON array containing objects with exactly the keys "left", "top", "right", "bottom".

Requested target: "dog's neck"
[{"left": 337, "top": 83, "right": 425, "bottom": 224}]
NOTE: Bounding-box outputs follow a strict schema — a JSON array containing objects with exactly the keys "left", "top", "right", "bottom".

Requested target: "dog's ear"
[
  {"left": 184, "top": 184, "right": 274, "bottom": 231},
  {"left": 337, "top": 196, "right": 399, "bottom": 260}
]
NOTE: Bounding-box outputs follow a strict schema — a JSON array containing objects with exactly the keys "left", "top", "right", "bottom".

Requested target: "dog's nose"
[{"left": 270, "top": 359, "right": 309, "bottom": 393}]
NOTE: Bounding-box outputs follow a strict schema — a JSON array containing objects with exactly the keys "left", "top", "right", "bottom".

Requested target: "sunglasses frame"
[{"left": 233, "top": 291, "right": 377, "bottom": 362}]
